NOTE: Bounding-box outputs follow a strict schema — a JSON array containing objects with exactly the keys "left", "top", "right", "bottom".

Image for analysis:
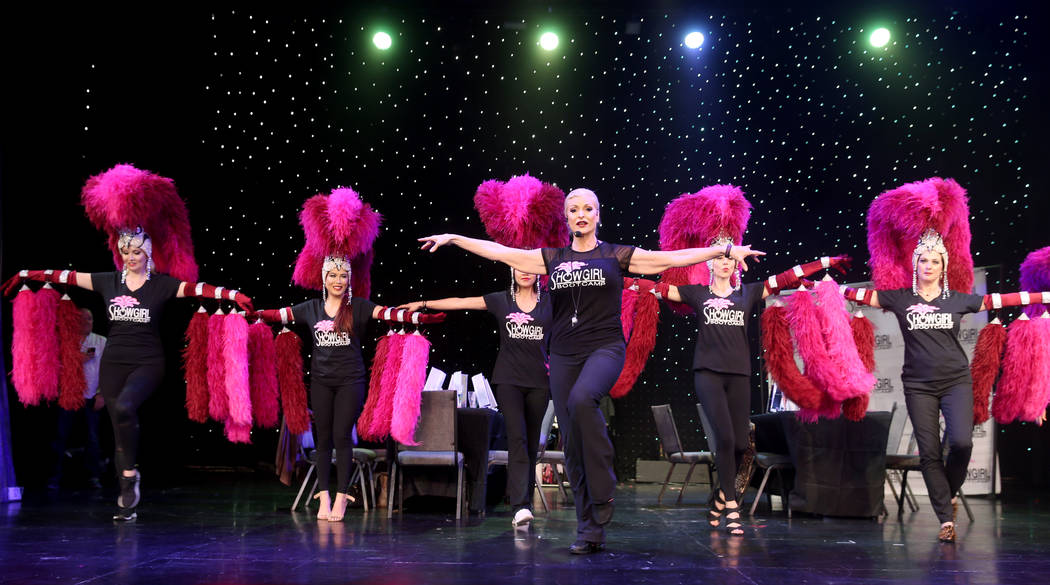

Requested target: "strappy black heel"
[
  {"left": 707, "top": 490, "right": 727, "bottom": 527},
  {"left": 724, "top": 503, "right": 745, "bottom": 536}
]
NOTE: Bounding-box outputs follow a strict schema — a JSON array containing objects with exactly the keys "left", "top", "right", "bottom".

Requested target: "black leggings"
[
  {"left": 549, "top": 342, "right": 625, "bottom": 544},
  {"left": 905, "top": 383, "right": 974, "bottom": 523},
  {"left": 311, "top": 378, "right": 366, "bottom": 495},
  {"left": 495, "top": 384, "right": 549, "bottom": 510},
  {"left": 694, "top": 369, "right": 751, "bottom": 500},
  {"left": 98, "top": 360, "right": 166, "bottom": 474}
]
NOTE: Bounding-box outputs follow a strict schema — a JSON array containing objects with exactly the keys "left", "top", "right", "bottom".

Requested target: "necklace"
[{"left": 568, "top": 242, "right": 600, "bottom": 326}]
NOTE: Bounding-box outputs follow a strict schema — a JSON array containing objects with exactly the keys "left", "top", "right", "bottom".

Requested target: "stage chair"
[
  {"left": 536, "top": 400, "right": 571, "bottom": 507},
  {"left": 748, "top": 450, "right": 794, "bottom": 518},
  {"left": 883, "top": 403, "right": 919, "bottom": 515},
  {"left": 651, "top": 404, "right": 715, "bottom": 505},
  {"left": 387, "top": 390, "right": 466, "bottom": 519},
  {"left": 291, "top": 424, "right": 376, "bottom": 512}
]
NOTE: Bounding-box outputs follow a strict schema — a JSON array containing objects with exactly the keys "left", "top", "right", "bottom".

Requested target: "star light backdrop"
[{"left": 2, "top": 3, "right": 1048, "bottom": 484}]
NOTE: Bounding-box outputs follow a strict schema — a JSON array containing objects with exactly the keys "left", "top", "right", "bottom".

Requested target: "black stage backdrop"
[{"left": 2, "top": 2, "right": 1049, "bottom": 488}]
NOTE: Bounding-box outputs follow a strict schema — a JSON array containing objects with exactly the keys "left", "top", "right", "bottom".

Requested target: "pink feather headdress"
[
  {"left": 474, "top": 173, "right": 568, "bottom": 250},
  {"left": 1020, "top": 246, "right": 1050, "bottom": 318},
  {"left": 292, "top": 187, "right": 381, "bottom": 297},
  {"left": 866, "top": 178, "right": 973, "bottom": 295},
  {"left": 81, "top": 163, "right": 198, "bottom": 282},
  {"left": 658, "top": 185, "right": 752, "bottom": 293}
]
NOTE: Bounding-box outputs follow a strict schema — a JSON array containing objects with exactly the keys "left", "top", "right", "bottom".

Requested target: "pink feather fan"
[
  {"left": 222, "top": 312, "right": 253, "bottom": 443},
  {"left": 182, "top": 308, "right": 210, "bottom": 423},
  {"left": 866, "top": 177, "right": 972, "bottom": 293},
  {"left": 390, "top": 333, "right": 432, "bottom": 446},
  {"left": 32, "top": 285, "right": 61, "bottom": 402},
  {"left": 365, "top": 333, "right": 407, "bottom": 441},
  {"left": 761, "top": 305, "right": 824, "bottom": 411},
  {"left": 292, "top": 187, "right": 381, "bottom": 297},
  {"left": 57, "top": 294, "right": 88, "bottom": 411},
  {"left": 358, "top": 332, "right": 392, "bottom": 438},
  {"left": 812, "top": 279, "right": 875, "bottom": 402},
  {"left": 206, "top": 310, "right": 228, "bottom": 421},
  {"left": 970, "top": 319, "right": 1006, "bottom": 425},
  {"left": 11, "top": 286, "right": 41, "bottom": 405},
  {"left": 993, "top": 315, "right": 1034, "bottom": 424},
  {"left": 248, "top": 321, "right": 280, "bottom": 429},
  {"left": 80, "top": 163, "right": 198, "bottom": 281},
  {"left": 276, "top": 329, "right": 310, "bottom": 435}
]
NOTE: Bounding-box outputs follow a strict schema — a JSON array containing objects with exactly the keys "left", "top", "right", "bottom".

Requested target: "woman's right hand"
[
  {"left": 398, "top": 301, "right": 426, "bottom": 312},
  {"left": 418, "top": 234, "right": 456, "bottom": 252}
]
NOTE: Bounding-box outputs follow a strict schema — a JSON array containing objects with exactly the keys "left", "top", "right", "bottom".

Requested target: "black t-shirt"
[
  {"left": 541, "top": 242, "right": 635, "bottom": 356},
  {"left": 677, "top": 282, "right": 765, "bottom": 376},
  {"left": 92, "top": 271, "right": 182, "bottom": 364},
  {"left": 878, "top": 288, "right": 985, "bottom": 391},
  {"left": 483, "top": 290, "right": 551, "bottom": 388},
  {"left": 292, "top": 297, "right": 377, "bottom": 384}
]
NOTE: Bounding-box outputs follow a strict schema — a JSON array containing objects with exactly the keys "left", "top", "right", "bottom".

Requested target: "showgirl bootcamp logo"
[
  {"left": 549, "top": 261, "right": 605, "bottom": 290},
  {"left": 505, "top": 312, "right": 544, "bottom": 340},
  {"left": 905, "top": 303, "right": 953, "bottom": 331},
  {"left": 108, "top": 295, "right": 150, "bottom": 323},
  {"left": 314, "top": 320, "right": 351, "bottom": 347},
  {"left": 874, "top": 378, "right": 894, "bottom": 394},
  {"left": 702, "top": 297, "right": 744, "bottom": 327}
]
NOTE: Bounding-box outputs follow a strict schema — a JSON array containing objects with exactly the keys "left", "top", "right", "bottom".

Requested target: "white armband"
[
  {"left": 820, "top": 256, "right": 830, "bottom": 269},
  {"left": 990, "top": 293, "right": 1003, "bottom": 310},
  {"left": 1020, "top": 291, "right": 1031, "bottom": 305},
  {"left": 792, "top": 265, "right": 805, "bottom": 278},
  {"left": 59, "top": 270, "right": 71, "bottom": 284}
]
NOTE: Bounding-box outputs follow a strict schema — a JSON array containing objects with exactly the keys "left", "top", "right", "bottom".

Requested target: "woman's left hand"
[
  {"left": 419, "top": 234, "right": 454, "bottom": 252},
  {"left": 730, "top": 245, "right": 766, "bottom": 271}
]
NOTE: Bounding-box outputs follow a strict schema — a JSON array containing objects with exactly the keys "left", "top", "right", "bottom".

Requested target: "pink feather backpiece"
[
  {"left": 57, "top": 295, "right": 87, "bottom": 411},
  {"left": 993, "top": 316, "right": 1033, "bottom": 424},
  {"left": 658, "top": 185, "right": 752, "bottom": 305},
  {"left": 32, "top": 285, "right": 61, "bottom": 402},
  {"left": 366, "top": 333, "right": 407, "bottom": 441},
  {"left": 80, "top": 163, "right": 198, "bottom": 281},
  {"left": 474, "top": 173, "right": 569, "bottom": 250},
  {"left": 182, "top": 309, "right": 210, "bottom": 423},
  {"left": 206, "top": 311, "right": 228, "bottom": 421},
  {"left": 276, "top": 329, "right": 311, "bottom": 435},
  {"left": 1020, "top": 247, "right": 1050, "bottom": 318},
  {"left": 761, "top": 306, "right": 824, "bottom": 411},
  {"left": 358, "top": 333, "right": 392, "bottom": 439},
  {"left": 866, "top": 177, "right": 973, "bottom": 293},
  {"left": 222, "top": 312, "right": 253, "bottom": 443},
  {"left": 970, "top": 320, "right": 1007, "bottom": 425},
  {"left": 11, "top": 286, "right": 41, "bottom": 406},
  {"left": 610, "top": 283, "right": 659, "bottom": 398},
  {"left": 391, "top": 333, "right": 432, "bottom": 445},
  {"left": 248, "top": 321, "right": 280, "bottom": 429},
  {"left": 813, "top": 279, "right": 876, "bottom": 402},
  {"left": 292, "top": 187, "right": 381, "bottom": 296}
]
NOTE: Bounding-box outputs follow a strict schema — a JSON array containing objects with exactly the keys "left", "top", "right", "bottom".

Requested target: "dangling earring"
[
  {"left": 322, "top": 286, "right": 328, "bottom": 302},
  {"left": 120, "top": 265, "right": 128, "bottom": 284},
  {"left": 510, "top": 267, "right": 517, "bottom": 303},
  {"left": 535, "top": 278, "right": 541, "bottom": 303},
  {"left": 146, "top": 258, "right": 153, "bottom": 281}
]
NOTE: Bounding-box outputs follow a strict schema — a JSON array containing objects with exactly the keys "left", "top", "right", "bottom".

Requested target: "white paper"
[
  {"left": 423, "top": 367, "right": 447, "bottom": 391},
  {"left": 471, "top": 373, "right": 498, "bottom": 410}
]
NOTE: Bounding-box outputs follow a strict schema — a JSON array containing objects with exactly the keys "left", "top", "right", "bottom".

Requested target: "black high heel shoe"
[
  {"left": 723, "top": 503, "right": 745, "bottom": 536},
  {"left": 707, "top": 490, "right": 727, "bottom": 528}
]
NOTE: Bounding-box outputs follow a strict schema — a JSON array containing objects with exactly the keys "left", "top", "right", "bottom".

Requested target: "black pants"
[
  {"left": 694, "top": 369, "right": 751, "bottom": 500},
  {"left": 98, "top": 360, "right": 165, "bottom": 474},
  {"left": 311, "top": 378, "right": 366, "bottom": 495},
  {"left": 495, "top": 384, "right": 549, "bottom": 510},
  {"left": 905, "top": 382, "right": 974, "bottom": 523},
  {"left": 549, "top": 342, "right": 625, "bottom": 544},
  {"left": 50, "top": 396, "right": 103, "bottom": 483}
]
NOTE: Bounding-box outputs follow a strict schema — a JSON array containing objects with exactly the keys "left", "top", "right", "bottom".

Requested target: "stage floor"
[{"left": 2, "top": 473, "right": 1048, "bottom": 585}]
